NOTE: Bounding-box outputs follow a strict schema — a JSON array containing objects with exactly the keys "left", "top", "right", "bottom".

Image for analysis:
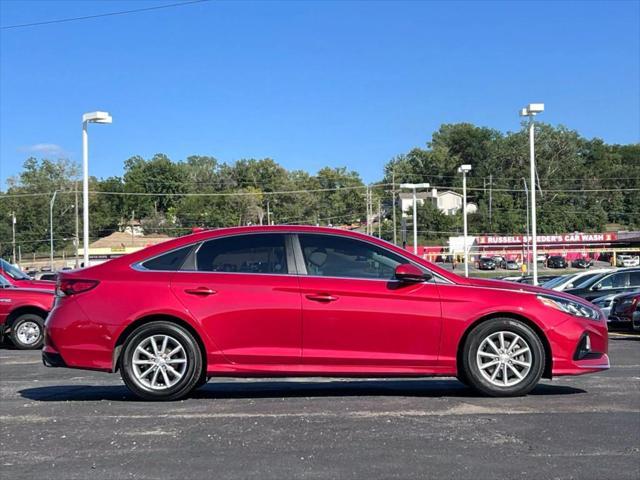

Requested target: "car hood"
[{"left": 461, "top": 276, "right": 588, "bottom": 302}]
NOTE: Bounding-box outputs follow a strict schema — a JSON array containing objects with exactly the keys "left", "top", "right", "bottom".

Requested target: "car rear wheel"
[
  {"left": 120, "top": 321, "right": 203, "bottom": 401},
  {"left": 10, "top": 313, "right": 45, "bottom": 350},
  {"left": 461, "top": 318, "right": 545, "bottom": 397}
]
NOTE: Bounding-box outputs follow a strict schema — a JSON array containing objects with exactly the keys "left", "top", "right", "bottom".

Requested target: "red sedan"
[
  {"left": 43, "top": 226, "right": 609, "bottom": 400},
  {"left": 1, "top": 276, "right": 54, "bottom": 349},
  {"left": 0, "top": 259, "right": 56, "bottom": 291}
]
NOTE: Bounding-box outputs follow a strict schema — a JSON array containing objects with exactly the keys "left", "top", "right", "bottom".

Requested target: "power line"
[{"left": 1, "top": 0, "right": 211, "bottom": 30}]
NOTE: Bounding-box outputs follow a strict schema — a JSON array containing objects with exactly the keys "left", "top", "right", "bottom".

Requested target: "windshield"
[
  {"left": 0, "top": 259, "right": 31, "bottom": 280},
  {"left": 541, "top": 275, "right": 572, "bottom": 289},
  {"left": 573, "top": 272, "right": 607, "bottom": 290}
]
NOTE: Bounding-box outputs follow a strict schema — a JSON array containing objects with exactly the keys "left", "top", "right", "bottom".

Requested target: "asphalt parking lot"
[{"left": 1, "top": 334, "right": 639, "bottom": 480}]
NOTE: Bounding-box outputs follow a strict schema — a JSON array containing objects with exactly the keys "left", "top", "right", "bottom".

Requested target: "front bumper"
[{"left": 549, "top": 313, "right": 610, "bottom": 376}]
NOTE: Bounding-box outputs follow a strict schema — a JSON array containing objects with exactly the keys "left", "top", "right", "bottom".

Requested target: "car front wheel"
[
  {"left": 120, "top": 321, "right": 203, "bottom": 401},
  {"left": 462, "top": 318, "right": 545, "bottom": 397}
]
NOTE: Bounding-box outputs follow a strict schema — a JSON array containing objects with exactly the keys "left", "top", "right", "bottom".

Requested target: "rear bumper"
[{"left": 42, "top": 349, "right": 67, "bottom": 368}]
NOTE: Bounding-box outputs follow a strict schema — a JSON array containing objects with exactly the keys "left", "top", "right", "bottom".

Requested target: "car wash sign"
[{"left": 477, "top": 233, "right": 617, "bottom": 245}]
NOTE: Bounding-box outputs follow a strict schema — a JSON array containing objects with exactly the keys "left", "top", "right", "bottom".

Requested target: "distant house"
[{"left": 399, "top": 188, "right": 477, "bottom": 216}]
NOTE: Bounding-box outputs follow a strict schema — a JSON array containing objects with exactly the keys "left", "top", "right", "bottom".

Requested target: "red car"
[
  {"left": 0, "top": 275, "right": 54, "bottom": 349},
  {"left": 44, "top": 226, "right": 609, "bottom": 400},
  {"left": 0, "top": 259, "right": 56, "bottom": 290}
]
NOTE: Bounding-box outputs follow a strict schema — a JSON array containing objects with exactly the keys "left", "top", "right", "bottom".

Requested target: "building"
[
  {"left": 399, "top": 188, "right": 477, "bottom": 217},
  {"left": 78, "top": 231, "right": 172, "bottom": 263}
]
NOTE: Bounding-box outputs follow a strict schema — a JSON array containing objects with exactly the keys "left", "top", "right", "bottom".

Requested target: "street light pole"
[
  {"left": 75, "top": 181, "right": 79, "bottom": 268},
  {"left": 11, "top": 212, "right": 16, "bottom": 265},
  {"left": 520, "top": 103, "right": 544, "bottom": 285},
  {"left": 82, "top": 111, "right": 112, "bottom": 268},
  {"left": 400, "top": 183, "right": 429, "bottom": 255},
  {"left": 458, "top": 165, "right": 472, "bottom": 277},
  {"left": 523, "top": 178, "right": 530, "bottom": 273},
  {"left": 50, "top": 190, "right": 58, "bottom": 270}
]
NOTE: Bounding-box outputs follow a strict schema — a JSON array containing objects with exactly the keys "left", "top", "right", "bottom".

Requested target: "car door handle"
[
  {"left": 184, "top": 287, "right": 217, "bottom": 296},
  {"left": 305, "top": 293, "right": 338, "bottom": 303}
]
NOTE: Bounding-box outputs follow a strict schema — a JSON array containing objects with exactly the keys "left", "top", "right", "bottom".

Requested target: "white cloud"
[{"left": 18, "top": 143, "right": 67, "bottom": 156}]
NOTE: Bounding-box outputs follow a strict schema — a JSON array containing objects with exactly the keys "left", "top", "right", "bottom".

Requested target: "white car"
[
  {"left": 540, "top": 268, "right": 615, "bottom": 292},
  {"left": 616, "top": 255, "right": 640, "bottom": 268}
]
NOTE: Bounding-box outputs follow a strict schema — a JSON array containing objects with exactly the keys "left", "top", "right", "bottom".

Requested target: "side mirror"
[
  {"left": 395, "top": 264, "right": 431, "bottom": 283},
  {"left": 592, "top": 283, "right": 602, "bottom": 291}
]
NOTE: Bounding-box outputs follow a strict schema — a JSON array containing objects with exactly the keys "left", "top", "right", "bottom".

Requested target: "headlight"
[{"left": 537, "top": 294, "right": 601, "bottom": 320}]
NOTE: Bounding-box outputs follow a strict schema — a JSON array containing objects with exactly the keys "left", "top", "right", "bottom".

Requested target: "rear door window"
[{"left": 196, "top": 234, "right": 288, "bottom": 274}]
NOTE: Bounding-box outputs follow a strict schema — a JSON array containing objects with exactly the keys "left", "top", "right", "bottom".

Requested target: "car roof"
[{"left": 76, "top": 225, "right": 464, "bottom": 284}]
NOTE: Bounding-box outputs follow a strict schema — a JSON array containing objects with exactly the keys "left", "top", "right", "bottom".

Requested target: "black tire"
[
  {"left": 461, "top": 318, "right": 545, "bottom": 397},
  {"left": 120, "top": 321, "right": 203, "bottom": 401},
  {"left": 456, "top": 372, "right": 470, "bottom": 387},
  {"left": 10, "top": 313, "right": 45, "bottom": 350}
]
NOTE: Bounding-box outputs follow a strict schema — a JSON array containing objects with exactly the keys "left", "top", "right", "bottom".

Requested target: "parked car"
[
  {"left": 571, "top": 258, "right": 592, "bottom": 269},
  {"left": 592, "top": 290, "right": 639, "bottom": 319},
  {"left": 0, "top": 259, "right": 56, "bottom": 291},
  {"left": 565, "top": 268, "right": 640, "bottom": 302},
  {"left": 476, "top": 257, "right": 496, "bottom": 270},
  {"left": 37, "top": 272, "right": 58, "bottom": 282},
  {"left": 0, "top": 276, "right": 54, "bottom": 349},
  {"left": 536, "top": 253, "right": 548, "bottom": 263},
  {"left": 547, "top": 256, "right": 568, "bottom": 269},
  {"left": 632, "top": 306, "right": 640, "bottom": 332},
  {"left": 489, "top": 255, "right": 503, "bottom": 264},
  {"left": 608, "top": 292, "right": 640, "bottom": 329},
  {"left": 616, "top": 255, "right": 640, "bottom": 268},
  {"left": 503, "top": 260, "right": 520, "bottom": 271},
  {"left": 44, "top": 226, "right": 610, "bottom": 401},
  {"left": 507, "top": 275, "right": 560, "bottom": 285},
  {"left": 541, "top": 269, "right": 614, "bottom": 292}
]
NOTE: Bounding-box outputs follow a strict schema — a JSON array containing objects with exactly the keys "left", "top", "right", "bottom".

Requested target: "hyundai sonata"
[{"left": 43, "top": 226, "right": 609, "bottom": 400}]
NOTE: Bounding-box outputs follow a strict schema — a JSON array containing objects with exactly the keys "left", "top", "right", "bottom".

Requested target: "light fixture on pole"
[
  {"left": 399, "top": 183, "right": 430, "bottom": 255},
  {"left": 82, "top": 111, "right": 112, "bottom": 268},
  {"left": 457, "top": 165, "right": 472, "bottom": 277},
  {"left": 519, "top": 103, "right": 544, "bottom": 285}
]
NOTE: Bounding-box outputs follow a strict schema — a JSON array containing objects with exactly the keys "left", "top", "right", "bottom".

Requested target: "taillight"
[{"left": 57, "top": 278, "right": 99, "bottom": 296}]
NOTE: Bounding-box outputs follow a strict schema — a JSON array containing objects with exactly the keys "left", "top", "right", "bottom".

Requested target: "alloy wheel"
[
  {"left": 131, "top": 334, "right": 188, "bottom": 390},
  {"left": 476, "top": 331, "right": 532, "bottom": 387}
]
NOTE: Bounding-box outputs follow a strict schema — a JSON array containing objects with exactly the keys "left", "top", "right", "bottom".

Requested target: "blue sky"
[{"left": 1, "top": 0, "right": 638, "bottom": 186}]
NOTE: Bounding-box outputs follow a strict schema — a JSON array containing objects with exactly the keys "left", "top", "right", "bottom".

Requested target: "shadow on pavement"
[{"left": 19, "top": 379, "right": 586, "bottom": 402}]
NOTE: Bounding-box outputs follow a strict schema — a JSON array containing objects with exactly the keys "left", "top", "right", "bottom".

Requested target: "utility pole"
[
  {"left": 266, "top": 200, "right": 271, "bottom": 225},
  {"left": 489, "top": 174, "right": 493, "bottom": 229},
  {"left": 11, "top": 212, "right": 16, "bottom": 265},
  {"left": 377, "top": 197, "right": 381, "bottom": 238},
  {"left": 458, "top": 165, "right": 472, "bottom": 277},
  {"left": 50, "top": 190, "right": 58, "bottom": 271},
  {"left": 74, "top": 182, "right": 80, "bottom": 269},
  {"left": 523, "top": 178, "right": 530, "bottom": 274},
  {"left": 392, "top": 171, "right": 397, "bottom": 245},
  {"left": 130, "top": 210, "right": 135, "bottom": 246},
  {"left": 365, "top": 187, "right": 371, "bottom": 235}
]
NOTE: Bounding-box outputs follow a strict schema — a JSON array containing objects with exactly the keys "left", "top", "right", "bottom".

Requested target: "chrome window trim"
[
  {"left": 132, "top": 232, "right": 295, "bottom": 276},
  {"left": 130, "top": 229, "right": 454, "bottom": 284}
]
